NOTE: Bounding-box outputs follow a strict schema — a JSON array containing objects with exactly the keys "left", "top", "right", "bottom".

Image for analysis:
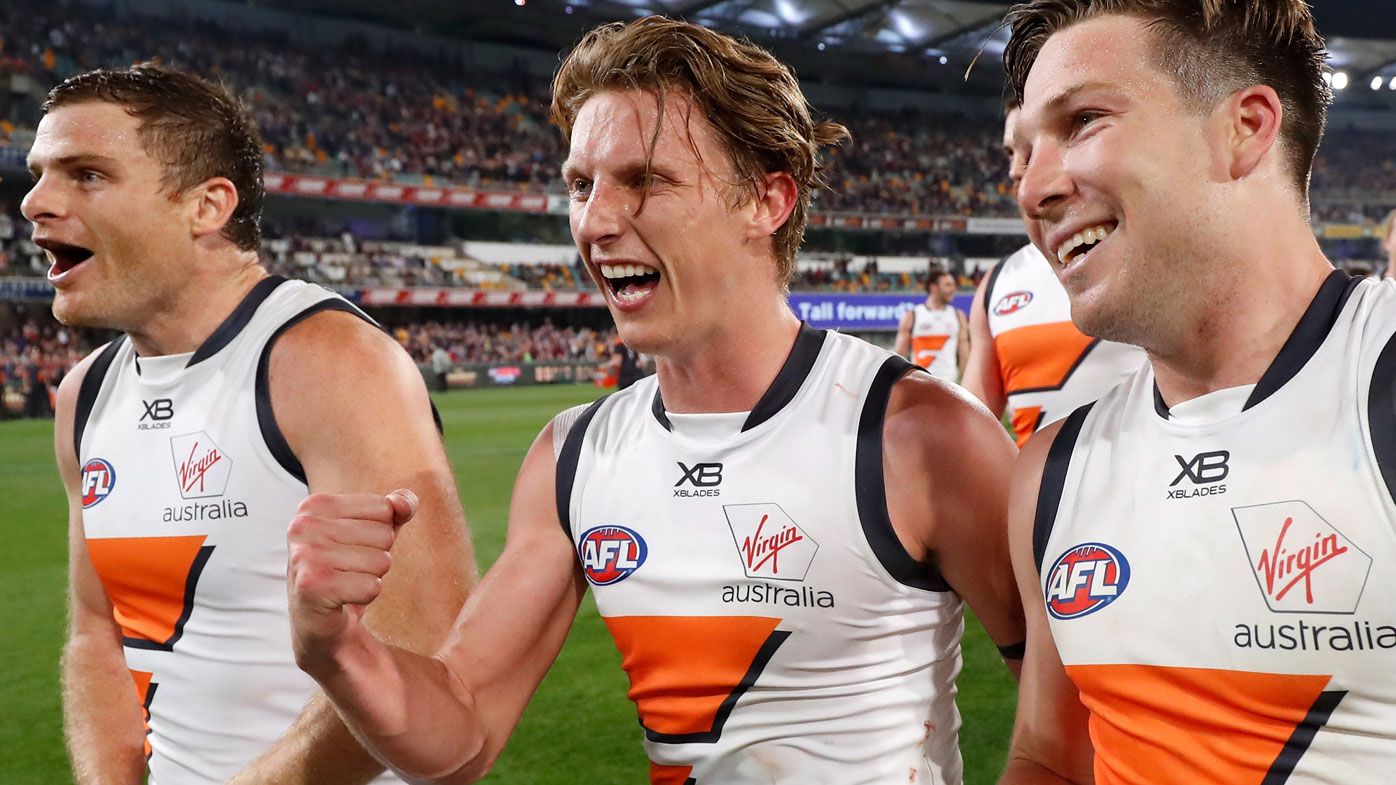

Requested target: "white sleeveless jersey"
[
  {"left": 910, "top": 302, "right": 962, "bottom": 381},
  {"left": 1035, "top": 272, "right": 1396, "bottom": 784},
  {"left": 74, "top": 276, "right": 401, "bottom": 785},
  {"left": 555, "top": 326, "right": 967, "bottom": 785},
  {"left": 983, "top": 244, "right": 1145, "bottom": 446}
]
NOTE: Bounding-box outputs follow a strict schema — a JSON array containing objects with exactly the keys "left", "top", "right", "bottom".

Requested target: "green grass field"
[{"left": 0, "top": 384, "right": 1015, "bottom": 784}]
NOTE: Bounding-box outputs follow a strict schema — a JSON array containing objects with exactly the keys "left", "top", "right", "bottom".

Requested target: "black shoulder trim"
[
  {"left": 73, "top": 336, "right": 127, "bottom": 463},
  {"left": 1033, "top": 402, "right": 1094, "bottom": 572},
  {"left": 1368, "top": 329, "right": 1396, "bottom": 506},
  {"left": 555, "top": 396, "right": 609, "bottom": 539},
  {"left": 855, "top": 355, "right": 952, "bottom": 592},
  {"left": 982, "top": 254, "right": 1011, "bottom": 317},
  {"left": 1243, "top": 269, "right": 1360, "bottom": 411},
  {"left": 254, "top": 299, "right": 369, "bottom": 484},
  {"left": 644, "top": 629, "right": 790, "bottom": 745},
  {"left": 742, "top": 323, "right": 826, "bottom": 432},
  {"left": 188, "top": 275, "right": 287, "bottom": 367},
  {"left": 429, "top": 400, "right": 444, "bottom": 436}
]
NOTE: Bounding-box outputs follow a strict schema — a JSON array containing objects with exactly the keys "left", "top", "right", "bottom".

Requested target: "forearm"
[
  {"left": 62, "top": 635, "right": 147, "bottom": 785},
  {"left": 999, "top": 755, "right": 1092, "bottom": 785},
  {"left": 225, "top": 694, "right": 383, "bottom": 785},
  {"left": 307, "top": 628, "right": 489, "bottom": 784}
]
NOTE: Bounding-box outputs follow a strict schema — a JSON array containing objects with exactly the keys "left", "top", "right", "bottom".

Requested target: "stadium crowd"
[
  {"left": 0, "top": 0, "right": 1381, "bottom": 222},
  {"left": 0, "top": 315, "right": 92, "bottom": 418}
]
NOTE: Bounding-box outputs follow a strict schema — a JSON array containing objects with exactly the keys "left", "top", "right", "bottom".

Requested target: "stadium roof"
[{"left": 263, "top": 0, "right": 1396, "bottom": 95}]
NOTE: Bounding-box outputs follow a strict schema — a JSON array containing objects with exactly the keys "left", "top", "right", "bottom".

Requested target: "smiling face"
[
  {"left": 1015, "top": 14, "right": 1228, "bottom": 344},
  {"left": 23, "top": 101, "right": 198, "bottom": 330},
  {"left": 564, "top": 89, "right": 774, "bottom": 359}
]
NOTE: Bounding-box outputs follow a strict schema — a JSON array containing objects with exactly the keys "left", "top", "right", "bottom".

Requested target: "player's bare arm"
[
  {"left": 963, "top": 271, "right": 1007, "bottom": 416},
  {"left": 56, "top": 350, "right": 148, "bottom": 785},
  {"left": 894, "top": 309, "right": 915, "bottom": 359},
  {"left": 229, "top": 311, "right": 476, "bottom": 785},
  {"left": 998, "top": 420, "right": 1094, "bottom": 785},
  {"left": 288, "top": 421, "right": 587, "bottom": 784},
  {"left": 883, "top": 372, "right": 1025, "bottom": 674}
]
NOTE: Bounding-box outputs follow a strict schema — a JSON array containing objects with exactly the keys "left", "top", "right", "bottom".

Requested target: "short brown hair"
[
  {"left": 925, "top": 265, "right": 953, "bottom": 292},
  {"left": 45, "top": 62, "right": 265, "bottom": 251},
  {"left": 1003, "top": 0, "right": 1331, "bottom": 199},
  {"left": 551, "top": 16, "right": 849, "bottom": 287}
]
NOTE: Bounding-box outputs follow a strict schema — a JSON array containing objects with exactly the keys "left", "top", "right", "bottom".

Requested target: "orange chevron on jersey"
[
  {"left": 912, "top": 334, "right": 950, "bottom": 368},
  {"left": 129, "top": 668, "right": 157, "bottom": 759},
  {"left": 995, "top": 322, "right": 1097, "bottom": 394},
  {"left": 85, "top": 536, "right": 213, "bottom": 648},
  {"left": 1067, "top": 664, "right": 1338, "bottom": 785},
  {"left": 983, "top": 244, "right": 1145, "bottom": 446},
  {"left": 603, "top": 615, "right": 784, "bottom": 740}
]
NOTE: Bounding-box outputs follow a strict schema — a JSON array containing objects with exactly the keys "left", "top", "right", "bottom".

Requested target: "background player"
[
  {"left": 895, "top": 264, "right": 968, "bottom": 382},
  {"left": 284, "top": 17, "right": 1025, "bottom": 785},
  {"left": 1000, "top": 1, "right": 1396, "bottom": 782},
  {"left": 961, "top": 104, "right": 1145, "bottom": 446},
  {"left": 31, "top": 64, "right": 474, "bottom": 785}
]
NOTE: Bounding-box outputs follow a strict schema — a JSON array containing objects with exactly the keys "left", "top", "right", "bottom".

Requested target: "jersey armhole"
[
  {"left": 1366, "top": 329, "right": 1396, "bottom": 506},
  {"left": 254, "top": 300, "right": 378, "bottom": 485},
  {"left": 981, "top": 255, "right": 1010, "bottom": 318},
  {"left": 1032, "top": 402, "right": 1095, "bottom": 573},
  {"left": 553, "top": 396, "right": 609, "bottom": 540},
  {"left": 73, "top": 336, "right": 128, "bottom": 463},
  {"left": 854, "top": 356, "right": 953, "bottom": 592}
]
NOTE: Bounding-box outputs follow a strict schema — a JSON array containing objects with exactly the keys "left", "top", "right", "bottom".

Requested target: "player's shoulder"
[
  {"left": 55, "top": 335, "right": 126, "bottom": 415},
  {"left": 884, "top": 369, "right": 1008, "bottom": 459}
]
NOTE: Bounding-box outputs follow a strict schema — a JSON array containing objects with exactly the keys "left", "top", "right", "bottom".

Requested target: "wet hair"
[
  {"left": 46, "top": 62, "right": 265, "bottom": 250},
  {"left": 551, "top": 16, "right": 850, "bottom": 286}
]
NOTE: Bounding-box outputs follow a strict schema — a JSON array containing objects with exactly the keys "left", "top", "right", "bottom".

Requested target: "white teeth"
[
  {"left": 1055, "top": 223, "right": 1116, "bottom": 266},
  {"left": 600, "top": 263, "right": 657, "bottom": 279}
]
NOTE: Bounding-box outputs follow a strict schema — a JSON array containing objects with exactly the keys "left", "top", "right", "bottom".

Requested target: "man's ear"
[
  {"left": 187, "top": 177, "right": 241, "bottom": 240},
  {"left": 747, "top": 171, "right": 798, "bottom": 241},
  {"left": 1223, "top": 85, "right": 1283, "bottom": 182}
]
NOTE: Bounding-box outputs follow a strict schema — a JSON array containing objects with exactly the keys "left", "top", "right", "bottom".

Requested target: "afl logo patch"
[
  {"left": 578, "top": 525, "right": 648, "bottom": 586},
  {"left": 80, "top": 458, "right": 117, "bottom": 508},
  {"left": 993, "top": 291, "right": 1033, "bottom": 316},
  {"left": 1044, "top": 542, "right": 1130, "bottom": 620}
]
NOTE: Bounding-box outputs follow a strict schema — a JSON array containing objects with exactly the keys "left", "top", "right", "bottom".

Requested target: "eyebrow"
[
  {"left": 27, "top": 153, "right": 123, "bottom": 174},
  {"left": 1014, "top": 80, "right": 1125, "bottom": 146}
]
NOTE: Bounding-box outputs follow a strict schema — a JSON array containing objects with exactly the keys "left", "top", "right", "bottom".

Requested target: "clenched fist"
[{"left": 287, "top": 490, "right": 418, "bottom": 675}]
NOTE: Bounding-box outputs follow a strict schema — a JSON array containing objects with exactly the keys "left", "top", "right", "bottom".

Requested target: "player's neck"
[
  {"left": 1149, "top": 246, "right": 1334, "bottom": 409},
  {"left": 654, "top": 308, "right": 803, "bottom": 415},
  {"left": 127, "top": 257, "right": 268, "bottom": 358}
]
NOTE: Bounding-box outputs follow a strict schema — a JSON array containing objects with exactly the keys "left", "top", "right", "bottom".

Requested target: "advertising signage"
[{"left": 787, "top": 293, "right": 973, "bottom": 331}]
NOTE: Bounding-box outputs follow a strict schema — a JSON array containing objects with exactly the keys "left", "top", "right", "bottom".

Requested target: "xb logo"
[
  {"left": 676, "top": 462, "right": 723, "bottom": 488},
  {"left": 1172, "top": 450, "right": 1230, "bottom": 486},
  {"left": 141, "top": 399, "right": 174, "bottom": 421}
]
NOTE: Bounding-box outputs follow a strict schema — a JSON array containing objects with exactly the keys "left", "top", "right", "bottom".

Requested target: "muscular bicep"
[
  {"left": 269, "top": 310, "right": 475, "bottom": 651},
  {"left": 1002, "top": 423, "right": 1094, "bottom": 782},
  {"left": 884, "top": 375, "right": 1023, "bottom": 654}
]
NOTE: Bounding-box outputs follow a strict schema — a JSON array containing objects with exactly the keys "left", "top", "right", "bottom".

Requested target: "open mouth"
[
  {"left": 37, "top": 239, "right": 95, "bottom": 276},
  {"left": 599, "top": 262, "right": 661, "bottom": 305},
  {"left": 1055, "top": 221, "right": 1118, "bottom": 268}
]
